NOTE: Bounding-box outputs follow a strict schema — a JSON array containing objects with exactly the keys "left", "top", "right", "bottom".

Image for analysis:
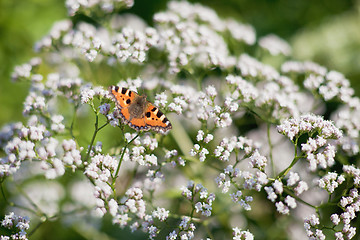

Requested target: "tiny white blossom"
[
  {"left": 264, "top": 186, "right": 277, "bottom": 202},
  {"left": 284, "top": 196, "right": 297, "bottom": 209},
  {"left": 273, "top": 180, "right": 283, "bottom": 194},
  {"left": 204, "top": 134, "right": 213, "bottom": 143},
  {"left": 205, "top": 85, "right": 217, "bottom": 98},
  {"left": 287, "top": 172, "right": 300, "bottom": 186},
  {"left": 275, "top": 201, "right": 289, "bottom": 214},
  {"left": 294, "top": 181, "right": 309, "bottom": 195},
  {"left": 152, "top": 207, "right": 169, "bottom": 221},
  {"left": 259, "top": 34, "right": 291, "bottom": 56},
  {"left": 108, "top": 199, "right": 118, "bottom": 217},
  {"left": 196, "top": 130, "right": 204, "bottom": 142}
]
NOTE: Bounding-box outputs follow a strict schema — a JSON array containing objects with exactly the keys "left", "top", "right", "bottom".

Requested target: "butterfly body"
[
  {"left": 128, "top": 95, "right": 147, "bottom": 119},
  {"left": 109, "top": 86, "right": 172, "bottom": 133}
]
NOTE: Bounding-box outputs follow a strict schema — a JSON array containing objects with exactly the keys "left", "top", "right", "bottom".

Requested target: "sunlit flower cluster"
[{"left": 65, "top": 0, "right": 134, "bottom": 16}]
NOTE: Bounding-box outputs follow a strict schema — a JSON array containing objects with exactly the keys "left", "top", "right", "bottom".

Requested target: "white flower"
[
  {"left": 80, "top": 87, "right": 95, "bottom": 104},
  {"left": 109, "top": 199, "right": 118, "bottom": 217},
  {"left": 145, "top": 154, "right": 158, "bottom": 166},
  {"left": 23, "top": 92, "right": 46, "bottom": 115},
  {"left": 273, "top": 180, "right": 283, "bottom": 194},
  {"left": 167, "top": 230, "right": 177, "bottom": 240},
  {"left": 113, "top": 213, "right": 129, "bottom": 227},
  {"left": 1, "top": 212, "right": 30, "bottom": 240},
  {"left": 196, "top": 130, "right": 204, "bottom": 142},
  {"left": 294, "top": 181, "right": 308, "bottom": 195},
  {"left": 330, "top": 214, "right": 340, "bottom": 225},
  {"left": 152, "top": 207, "right": 169, "bottom": 221},
  {"left": 264, "top": 186, "right": 277, "bottom": 202},
  {"left": 204, "top": 134, "right": 213, "bottom": 143},
  {"left": 154, "top": 92, "right": 168, "bottom": 107},
  {"left": 232, "top": 227, "right": 254, "bottom": 240},
  {"left": 275, "top": 201, "right": 289, "bottom": 215},
  {"left": 249, "top": 150, "right": 267, "bottom": 169},
  {"left": 259, "top": 34, "right": 291, "bottom": 56},
  {"left": 51, "top": 115, "right": 65, "bottom": 132},
  {"left": 284, "top": 196, "right": 297, "bottom": 209},
  {"left": 205, "top": 85, "right": 217, "bottom": 98},
  {"left": 287, "top": 172, "right": 300, "bottom": 186},
  {"left": 307, "top": 214, "right": 320, "bottom": 226},
  {"left": 85, "top": 49, "right": 98, "bottom": 62}
]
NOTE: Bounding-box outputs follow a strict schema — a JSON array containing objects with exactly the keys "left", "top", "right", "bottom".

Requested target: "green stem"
[
  {"left": 70, "top": 103, "right": 79, "bottom": 139},
  {"left": 276, "top": 156, "right": 302, "bottom": 179},
  {"left": 276, "top": 137, "right": 301, "bottom": 179},
  {"left": 98, "top": 123, "right": 109, "bottom": 131},
  {"left": 246, "top": 107, "right": 277, "bottom": 125},
  {"left": 267, "top": 123, "right": 275, "bottom": 177},
  {"left": 27, "top": 206, "right": 89, "bottom": 237},
  {"left": 1, "top": 183, "right": 9, "bottom": 204},
  {"left": 294, "top": 136, "right": 299, "bottom": 158},
  {"left": 189, "top": 184, "right": 196, "bottom": 220},
  {"left": 16, "top": 185, "right": 47, "bottom": 218},
  {"left": 283, "top": 188, "right": 316, "bottom": 209},
  {"left": 28, "top": 221, "right": 44, "bottom": 237},
  {"left": 112, "top": 133, "right": 140, "bottom": 183},
  {"left": 84, "top": 115, "right": 108, "bottom": 163},
  {"left": 1, "top": 184, "right": 42, "bottom": 215}
]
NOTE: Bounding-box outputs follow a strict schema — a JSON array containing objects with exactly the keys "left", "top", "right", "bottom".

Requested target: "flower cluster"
[
  {"left": 112, "top": 187, "right": 146, "bottom": 224},
  {"left": 11, "top": 57, "right": 42, "bottom": 82},
  {"left": 111, "top": 27, "right": 159, "bottom": 63},
  {"left": 232, "top": 227, "right": 254, "bottom": 240},
  {"left": 281, "top": 59, "right": 360, "bottom": 158},
  {"left": 226, "top": 73, "right": 304, "bottom": 122},
  {"left": 258, "top": 34, "right": 291, "bottom": 56},
  {"left": 304, "top": 214, "right": 325, "bottom": 240},
  {"left": 1, "top": 212, "right": 30, "bottom": 240},
  {"left": 318, "top": 172, "right": 345, "bottom": 193},
  {"left": 0, "top": 114, "right": 81, "bottom": 179},
  {"left": 154, "top": 1, "right": 251, "bottom": 73},
  {"left": 302, "top": 165, "right": 360, "bottom": 239},
  {"left": 213, "top": 136, "right": 269, "bottom": 211},
  {"left": 181, "top": 181, "right": 215, "bottom": 217},
  {"left": 65, "top": 0, "right": 134, "bottom": 16},
  {"left": 277, "top": 114, "right": 342, "bottom": 171},
  {"left": 166, "top": 216, "right": 196, "bottom": 240},
  {"left": 111, "top": 187, "right": 169, "bottom": 240},
  {"left": 121, "top": 133, "right": 160, "bottom": 166},
  {"left": 263, "top": 171, "right": 309, "bottom": 215}
]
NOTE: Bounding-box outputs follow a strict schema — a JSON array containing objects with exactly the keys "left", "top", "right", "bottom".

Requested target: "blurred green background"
[{"left": 1, "top": 0, "right": 359, "bottom": 128}]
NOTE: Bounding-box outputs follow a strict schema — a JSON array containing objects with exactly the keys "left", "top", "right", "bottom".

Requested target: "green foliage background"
[{"left": 0, "top": 0, "right": 359, "bottom": 239}]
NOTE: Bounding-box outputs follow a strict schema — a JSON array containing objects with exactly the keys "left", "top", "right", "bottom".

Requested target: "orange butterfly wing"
[
  {"left": 109, "top": 85, "right": 137, "bottom": 123},
  {"left": 109, "top": 86, "right": 138, "bottom": 109},
  {"left": 143, "top": 103, "right": 172, "bottom": 133}
]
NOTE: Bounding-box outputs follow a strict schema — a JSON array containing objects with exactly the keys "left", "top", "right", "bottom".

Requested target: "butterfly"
[{"left": 109, "top": 86, "right": 172, "bottom": 134}]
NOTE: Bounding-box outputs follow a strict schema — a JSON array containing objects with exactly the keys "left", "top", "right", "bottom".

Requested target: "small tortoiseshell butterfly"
[{"left": 109, "top": 86, "right": 172, "bottom": 134}]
